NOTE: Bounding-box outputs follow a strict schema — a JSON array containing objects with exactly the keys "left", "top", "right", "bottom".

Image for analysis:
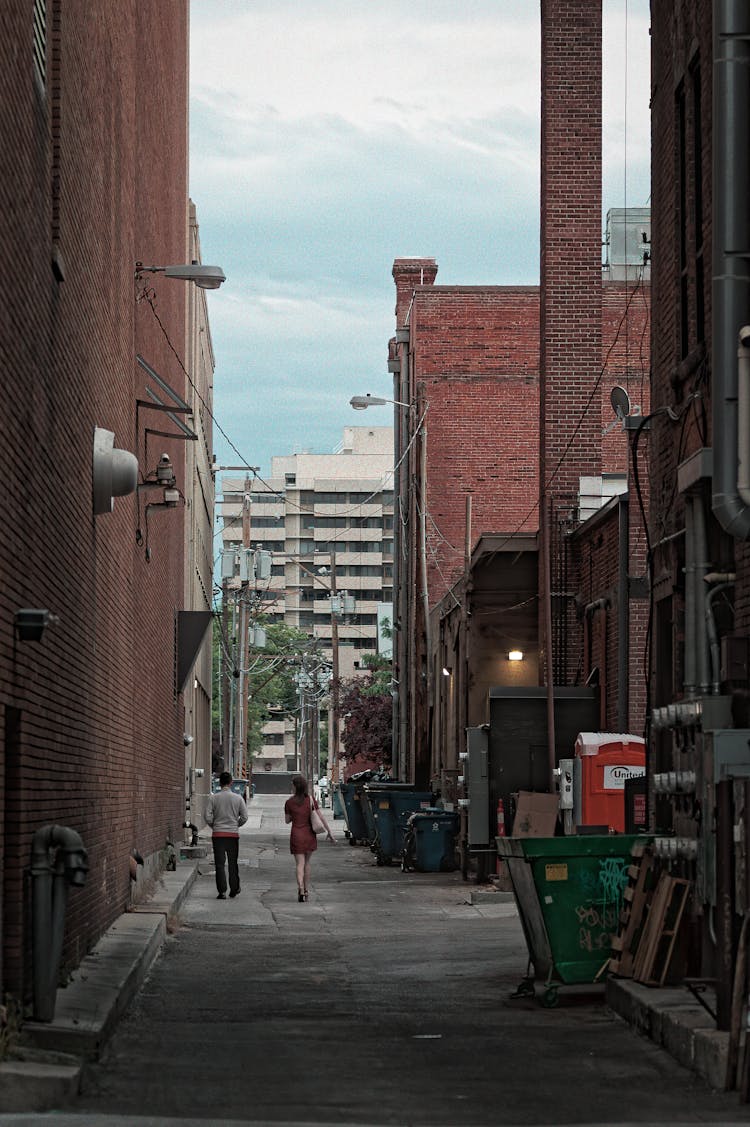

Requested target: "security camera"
[
  {"left": 156, "top": 455, "right": 176, "bottom": 487},
  {"left": 740, "top": 326, "right": 750, "bottom": 348},
  {"left": 183, "top": 733, "right": 194, "bottom": 746}
]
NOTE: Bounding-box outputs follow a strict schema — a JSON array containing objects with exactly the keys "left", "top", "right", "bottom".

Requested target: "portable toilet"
[{"left": 573, "top": 732, "right": 646, "bottom": 833}]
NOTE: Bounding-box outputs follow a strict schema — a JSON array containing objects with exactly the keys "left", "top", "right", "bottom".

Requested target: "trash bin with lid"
[
  {"left": 338, "top": 781, "right": 369, "bottom": 845},
  {"left": 364, "top": 784, "right": 433, "bottom": 865},
  {"left": 496, "top": 833, "right": 651, "bottom": 1007},
  {"left": 402, "top": 808, "right": 460, "bottom": 872}
]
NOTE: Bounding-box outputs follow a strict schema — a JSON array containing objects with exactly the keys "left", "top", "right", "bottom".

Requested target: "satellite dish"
[{"left": 610, "top": 385, "right": 631, "bottom": 419}]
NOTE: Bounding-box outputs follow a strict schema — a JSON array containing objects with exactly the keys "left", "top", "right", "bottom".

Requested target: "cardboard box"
[{"left": 512, "top": 791, "right": 559, "bottom": 837}]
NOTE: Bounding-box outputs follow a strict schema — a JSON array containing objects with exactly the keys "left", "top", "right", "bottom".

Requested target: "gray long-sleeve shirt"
[{"left": 205, "top": 788, "right": 248, "bottom": 836}]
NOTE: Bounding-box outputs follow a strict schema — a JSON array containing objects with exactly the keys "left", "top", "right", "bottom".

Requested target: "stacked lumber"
[{"left": 609, "top": 843, "right": 690, "bottom": 986}]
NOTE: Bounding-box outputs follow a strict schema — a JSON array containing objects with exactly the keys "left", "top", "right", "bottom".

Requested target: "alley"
[{"left": 42, "top": 798, "right": 749, "bottom": 1126}]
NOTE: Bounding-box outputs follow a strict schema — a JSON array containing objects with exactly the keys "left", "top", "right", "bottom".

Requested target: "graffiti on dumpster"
[{"left": 573, "top": 856, "right": 629, "bottom": 953}]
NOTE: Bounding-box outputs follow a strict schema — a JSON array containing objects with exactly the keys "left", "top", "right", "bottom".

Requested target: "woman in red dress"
[{"left": 284, "top": 773, "right": 335, "bottom": 901}]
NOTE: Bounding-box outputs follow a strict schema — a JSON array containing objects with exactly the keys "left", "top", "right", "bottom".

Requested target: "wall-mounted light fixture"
[
  {"left": 350, "top": 394, "right": 411, "bottom": 410},
  {"left": 15, "top": 609, "right": 59, "bottom": 642},
  {"left": 135, "top": 262, "right": 226, "bottom": 290},
  {"left": 93, "top": 427, "right": 139, "bottom": 516},
  {"left": 508, "top": 650, "right": 524, "bottom": 662},
  {"left": 442, "top": 666, "right": 452, "bottom": 677}
]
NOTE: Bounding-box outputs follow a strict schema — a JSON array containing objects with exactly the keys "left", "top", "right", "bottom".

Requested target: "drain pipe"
[
  {"left": 705, "top": 573, "right": 736, "bottom": 693},
  {"left": 31, "top": 825, "right": 89, "bottom": 1022},
  {"left": 694, "top": 496, "right": 712, "bottom": 696},
  {"left": 712, "top": 0, "right": 750, "bottom": 539},
  {"left": 684, "top": 495, "right": 697, "bottom": 697},
  {"left": 737, "top": 329, "right": 750, "bottom": 505},
  {"left": 617, "top": 494, "right": 629, "bottom": 730}
]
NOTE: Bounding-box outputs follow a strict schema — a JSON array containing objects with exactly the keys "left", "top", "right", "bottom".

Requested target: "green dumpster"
[{"left": 496, "top": 834, "right": 651, "bottom": 1006}]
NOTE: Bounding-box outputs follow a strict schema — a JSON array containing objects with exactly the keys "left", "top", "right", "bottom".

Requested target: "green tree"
[
  {"left": 212, "top": 606, "right": 311, "bottom": 765},
  {"left": 338, "top": 651, "right": 393, "bottom": 769}
]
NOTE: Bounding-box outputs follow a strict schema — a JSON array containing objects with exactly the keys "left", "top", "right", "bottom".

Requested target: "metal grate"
[{"left": 33, "top": 0, "right": 46, "bottom": 87}]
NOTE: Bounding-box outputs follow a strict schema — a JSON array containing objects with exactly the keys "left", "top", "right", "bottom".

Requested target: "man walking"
[{"left": 205, "top": 772, "right": 248, "bottom": 899}]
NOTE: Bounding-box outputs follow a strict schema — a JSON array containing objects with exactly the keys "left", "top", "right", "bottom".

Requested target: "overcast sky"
[{"left": 189, "top": 0, "right": 651, "bottom": 479}]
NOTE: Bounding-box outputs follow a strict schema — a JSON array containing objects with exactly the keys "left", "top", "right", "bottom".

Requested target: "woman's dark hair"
[{"left": 291, "top": 773, "right": 308, "bottom": 802}]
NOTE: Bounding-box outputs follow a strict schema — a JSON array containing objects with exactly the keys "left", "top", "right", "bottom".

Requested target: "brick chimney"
[
  {"left": 539, "top": 0, "right": 603, "bottom": 496},
  {"left": 392, "top": 258, "right": 438, "bottom": 328}
]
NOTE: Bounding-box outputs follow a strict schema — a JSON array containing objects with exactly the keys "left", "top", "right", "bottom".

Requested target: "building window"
[
  {"left": 285, "top": 473, "right": 296, "bottom": 486},
  {"left": 252, "top": 517, "right": 284, "bottom": 528}
]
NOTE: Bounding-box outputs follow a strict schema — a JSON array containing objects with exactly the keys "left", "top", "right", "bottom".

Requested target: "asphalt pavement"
[{"left": 1, "top": 794, "right": 748, "bottom": 1126}]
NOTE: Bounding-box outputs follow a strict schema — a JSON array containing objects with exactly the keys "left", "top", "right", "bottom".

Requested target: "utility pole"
[
  {"left": 233, "top": 474, "right": 253, "bottom": 781},
  {"left": 221, "top": 577, "right": 231, "bottom": 773},
  {"left": 330, "top": 548, "right": 341, "bottom": 787}
]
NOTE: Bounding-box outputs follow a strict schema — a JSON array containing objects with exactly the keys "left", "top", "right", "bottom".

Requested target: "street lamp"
[
  {"left": 349, "top": 394, "right": 411, "bottom": 410},
  {"left": 135, "top": 262, "right": 227, "bottom": 290}
]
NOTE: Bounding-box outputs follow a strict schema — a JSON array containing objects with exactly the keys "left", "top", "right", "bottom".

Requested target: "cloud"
[{"left": 190, "top": 0, "right": 651, "bottom": 475}]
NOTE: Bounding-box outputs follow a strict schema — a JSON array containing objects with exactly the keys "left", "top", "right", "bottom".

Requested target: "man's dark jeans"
[{"left": 212, "top": 835, "right": 240, "bottom": 895}]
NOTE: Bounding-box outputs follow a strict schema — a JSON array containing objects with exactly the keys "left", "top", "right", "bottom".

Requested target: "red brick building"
[
  {"left": 644, "top": 1, "right": 750, "bottom": 1028},
  {"left": 0, "top": 4, "right": 214, "bottom": 1011},
  {"left": 388, "top": 0, "right": 651, "bottom": 802}
]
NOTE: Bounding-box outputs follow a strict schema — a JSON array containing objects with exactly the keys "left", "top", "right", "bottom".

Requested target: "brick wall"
[
  {"left": 0, "top": 2, "right": 191, "bottom": 1000},
  {"left": 409, "top": 287, "right": 540, "bottom": 605},
  {"left": 539, "top": 0, "right": 603, "bottom": 685}
]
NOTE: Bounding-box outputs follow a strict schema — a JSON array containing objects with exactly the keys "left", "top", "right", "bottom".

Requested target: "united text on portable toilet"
[{"left": 573, "top": 733, "right": 646, "bottom": 833}]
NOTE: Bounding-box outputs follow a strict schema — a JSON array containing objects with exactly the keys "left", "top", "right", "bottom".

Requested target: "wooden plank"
[
  {"left": 633, "top": 873, "right": 671, "bottom": 982},
  {"left": 613, "top": 849, "right": 657, "bottom": 978}
]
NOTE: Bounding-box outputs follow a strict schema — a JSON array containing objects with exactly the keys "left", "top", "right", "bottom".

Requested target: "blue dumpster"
[
  {"left": 339, "top": 781, "right": 369, "bottom": 845},
  {"left": 402, "top": 808, "right": 460, "bottom": 872},
  {"left": 365, "top": 785, "right": 433, "bottom": 865},
  {"left": 331, "top": 785, "right": 345, "bottom": 820}
]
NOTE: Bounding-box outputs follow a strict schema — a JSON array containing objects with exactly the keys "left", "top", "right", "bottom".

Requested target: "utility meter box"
[
  {"left": 466, "top": 726, "right": 490, "bottom": 846},
  {"left": 573, "top": 732, "right": 646, "bottom": 833}
]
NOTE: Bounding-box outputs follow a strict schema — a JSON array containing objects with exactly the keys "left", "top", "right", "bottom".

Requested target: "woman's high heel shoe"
[
  {"left": 298, "top": 890, "right": 305, "bottom": 902},
  {"left": 303, "top": 890, "right": 309, "bottom": 901}
]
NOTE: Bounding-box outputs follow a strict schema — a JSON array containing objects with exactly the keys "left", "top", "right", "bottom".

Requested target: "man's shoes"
[
  {"left": 229, "top": 890, "right": 240, "bottom": 898},
  {"left": 217, "top": 893, "right": 226, "bottom": 899}
]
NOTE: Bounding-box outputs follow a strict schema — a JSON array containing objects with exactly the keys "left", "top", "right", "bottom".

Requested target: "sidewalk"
[{"left": 0, "top": 795, "right": 372, "bottom": 1111}]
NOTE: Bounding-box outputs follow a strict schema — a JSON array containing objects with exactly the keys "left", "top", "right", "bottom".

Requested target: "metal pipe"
[
  {"left": 31, "top": 825, "right": 88, "bottom": 1022},
  {"left": 419, "top": 422, "right": 431, "bottom": 704},
  {"left": 684, "top": 496, "right": 697, "bottom": 696},
  {"left": 716, "top": 779, "right": 735, "bottom": 1030},
  {"left": 694, "top": 495, "right": 711, "bottom": 695},
  {"left": 617, "top": 494, "right": 629, "bottom": 729},
  {"left": 711, "top": 0, "right": 750, "bottom": 539},
  {"left": 706, "top": 579, "right": 735, "bottom": 693},
  {"left": 542, "top": 492, "right": 556, "bottom": 789},
  {"left": 737, "top": 331, "right": 750, "bottom": 505}
]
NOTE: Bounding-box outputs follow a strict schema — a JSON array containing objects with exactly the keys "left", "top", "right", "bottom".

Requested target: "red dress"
[{"left": 285, "top": 795, "right": 317, "bottom": 855}]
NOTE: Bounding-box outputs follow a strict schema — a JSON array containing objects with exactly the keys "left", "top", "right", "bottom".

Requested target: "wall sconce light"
[
  {"left": 15, "top": 609, "right": 59, "bottom": 642},
  {"left": 135, "top": 262, "right": 226, "bottom": 290},
  {"left": 442, "top": 666, "right": 452, "bottom": 677},
  {"left": 350, "top": 394, "right": 411, "bottom": 410},
  {"left": 508, "top": 650, "right": 524, "bottom": 662}
]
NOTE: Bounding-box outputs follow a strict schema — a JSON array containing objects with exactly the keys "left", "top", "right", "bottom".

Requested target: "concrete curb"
[
  {"left": 0, "top": 861, "right": 198, "bottom": 1112},
  {"left": 469, "top": 887, "right": 515, "bottom": 905},
  {"left": 606, "top": 977, "right": 729, "bottom": 1091}
]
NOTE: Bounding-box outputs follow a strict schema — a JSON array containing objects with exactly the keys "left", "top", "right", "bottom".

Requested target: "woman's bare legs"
[
  {"left": 294, "top": 853, "right": 306, "bottom": 897},
  {"left": 304, "top": 853, "right": 312, "bottom": 896}
]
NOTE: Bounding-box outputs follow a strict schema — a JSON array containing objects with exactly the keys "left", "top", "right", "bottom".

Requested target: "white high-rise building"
[{"left": 219, "top": 427, "right": 394, "bottom": 774}]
